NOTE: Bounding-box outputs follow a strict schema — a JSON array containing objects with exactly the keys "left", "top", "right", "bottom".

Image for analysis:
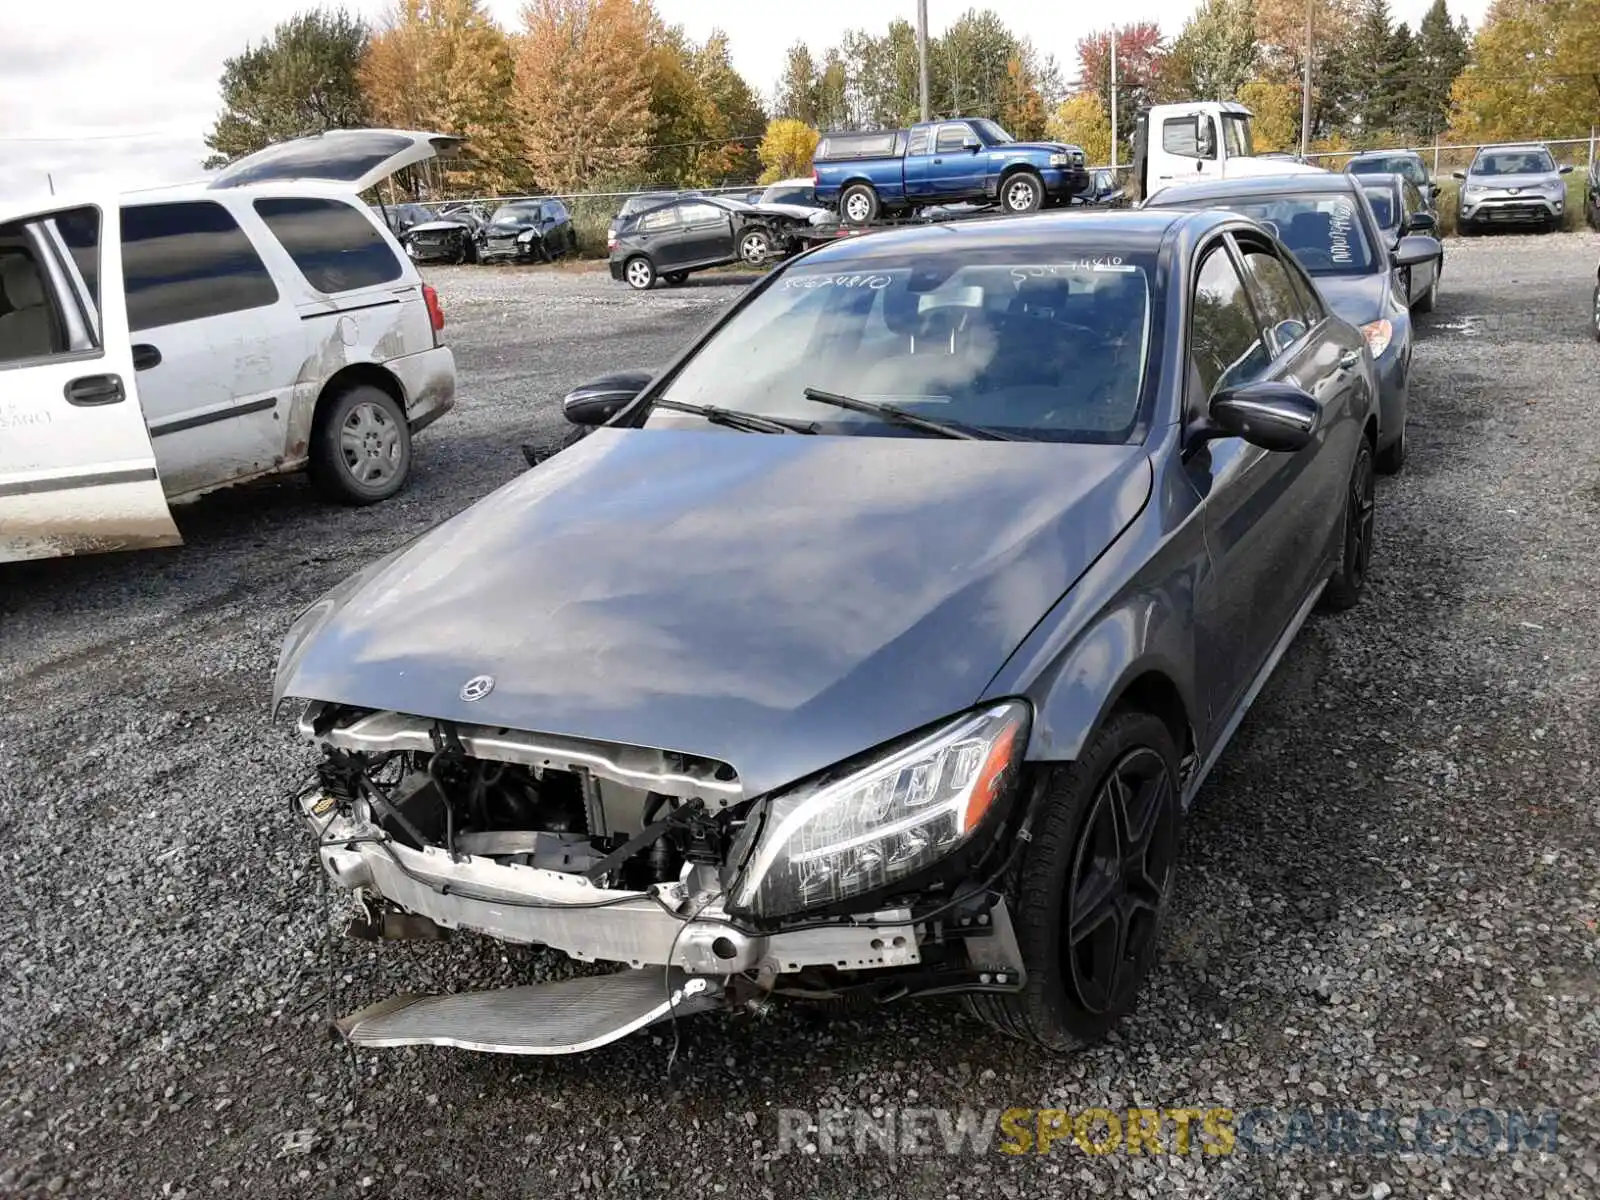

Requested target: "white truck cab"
[
  {"left": 1, "top": 129, "right": 461, "bottom": 565},
  {"left": 1133, "top": 102, "right": 1324, "bottom": 200}
]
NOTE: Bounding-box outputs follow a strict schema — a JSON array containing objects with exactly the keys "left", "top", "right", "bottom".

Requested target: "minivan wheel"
[
  {"left": 840, "top": 184, "right": 879, "bottom": 225},
  {"left": 966, "top": 711, "right": 1180, "bottom": 1052},
  {"left": 1002, "top": 171, "right": 1044, "bottom": 213},
  {"left": 1321, "top": 436, "right": 1376, "bottom": 611},
  {"left": 624, "top": 256, "right": 656, "bottom": 290},
  {"left": 310, "top": 385, "right": 412, "bottom": 506}
]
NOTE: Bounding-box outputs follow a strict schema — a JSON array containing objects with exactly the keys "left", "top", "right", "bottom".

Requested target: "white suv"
[{"left": 0, "top": 130, "right": 460, "bottom": 563}]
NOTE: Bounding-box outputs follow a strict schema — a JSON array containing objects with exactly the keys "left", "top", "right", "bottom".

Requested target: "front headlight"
[
  {"left": 518, "top": 228, "right": 540, "bottom": 242},
  {"left": 1049, "top": 152, "right": 1071, "bottom": 167},
  {"left": 731, "top": 701, "right": 1029, "bottom": 919},
  {"left": 1361, "top": 318, "right": 1393, "bottom": 359},
  {"left": 1462, "top": 185, "right": 1484, "bottom": 200}
]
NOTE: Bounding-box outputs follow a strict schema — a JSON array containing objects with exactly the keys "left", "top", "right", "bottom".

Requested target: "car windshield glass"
[
  {"left": 1362, "top": 188, "right": 1397, "bottom": 230},
  {"left": 490, "top": 203, "right": 540, "bottom": 223},
  {"left": 1473, "top": 150, "right": 1556, "bottom": 175},
  {"left": 972, "top": 119, "right": 1014, "bottom": 144},
  {"left": 1221, "top": 114, "right": 1253, "bottom": 158},
  {"left": 647, "top": 251, "right": 1155, "bottom": 443},
  {"left": 1166, "top": 193, "right": 1375, "bottom": 275}
]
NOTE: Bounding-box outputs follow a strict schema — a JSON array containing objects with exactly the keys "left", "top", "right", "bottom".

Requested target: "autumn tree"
[
  {"left": 775, "top": 42, "right": 820, "bottom": 124},
  {"left": 513, "top": 0, "right": 653, "bottom": 193},
  {"left": 1077, "top": 24, "right": 1166, "bottom": 152},
  {"left": 816, "top": 51, "right": 850, "bottom": 130},
  {"left": 1166, "top": 0, "right": 1258, "bottom": 101},
  {"left": 757, "top": 118, "right": 820, "bottom": 182},
  {"left": 360, "top": 0, "right": 523, "bottom": 195},
  {"left": 933, "top": 9, "right": 1019, "bottom": 121},
  {"left": 641, "top": 20, "right": 714, "bottom": 185},
  {"left": 999, "top": 55, "right": 1049, "bottom": 141},
  {"left": 692, "top": 31, "right": 767, "bottom": 181},
  {"left": 1410, "top": 0, "right": 1470, "bottom": 140},
  {"left": 1449, "top": 0, "right": 1600, "bottom": 141},
  {"left": 1046, "top": 92, "right": 1112, "bottom": 165},
  {"left": 1237, "top": 79, "right": 1300, "bottom": 148},
  {"left": 1255, "top": 0, "right": 1363, "bottom": 141},
  {"left": 204, "top": 9, "right": 370, "bottom": 167}
]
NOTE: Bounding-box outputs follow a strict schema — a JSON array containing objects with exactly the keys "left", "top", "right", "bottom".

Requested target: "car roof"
[
  {"left": 1147, "top": 172, "right": 1359, "bottom": 205},
  {"left": 797, "top": 209, "right": 1196, "bottom": 266},
  {"left": 1478, "top": 142, "right": 1547, "bottom": 153},
  {"left": 1347, "top": 149, "right": 1421, "bottom": 161},
  {"left": 763, "top": 178, "right": 814, "bottom": 190},
  {"left": 1356, "top": 172, "right": 1405, "bottom": 190}
]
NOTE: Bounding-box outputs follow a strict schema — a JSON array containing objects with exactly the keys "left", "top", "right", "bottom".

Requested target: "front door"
[
  {"left": 928, "top": 122, "right": 981, "bottom": 199},
  {"left": 674, "top": 202, "right": 736, "bottom": 267},
  {"left": 0, "top": 197, "right": 180, "bottom": 562}
]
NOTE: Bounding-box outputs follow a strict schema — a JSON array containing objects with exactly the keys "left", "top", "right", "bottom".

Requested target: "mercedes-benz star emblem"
[{"left": 460, "top": 674, "right": 495, "bottom": 702}]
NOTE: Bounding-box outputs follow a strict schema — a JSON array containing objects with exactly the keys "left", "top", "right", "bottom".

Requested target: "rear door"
[
  {"left": 902, "top": 127, "right": 939, "bottom": 201},
  {"left": 0, "top": 196, "right": 181, "bottom": 562},
  {"left": 631, "top": 204, "right": 684, "bottom": 267},
  {"left": 206, "top": 129, "right": 462, "bottom": 193}
]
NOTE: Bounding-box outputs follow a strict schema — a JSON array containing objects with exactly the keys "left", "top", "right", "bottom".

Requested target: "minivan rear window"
[
  {"left": 122, "top": 200, "right": 279, "bottom": 332},
  {"left": 210, "top": 133, "right": 413, "bottom": 188},
  {"left": 253, "top": 197, "right": 403, "bottom": 294}
]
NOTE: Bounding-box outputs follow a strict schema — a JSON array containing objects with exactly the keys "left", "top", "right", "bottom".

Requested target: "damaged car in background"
[
  {"left": 478, "top": 198, "right": 578, "bottom": 264},
  {"left": 277, "top": 208, "right": 1380, "bottom": 1056}
]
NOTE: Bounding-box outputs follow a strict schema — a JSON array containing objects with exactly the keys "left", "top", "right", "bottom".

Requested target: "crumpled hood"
[
  {"left": 406, "top": 219, "right": 469, "bottom": 234},
  {"left": 488, "top": 220, "right": 538, "bottom": 234},
  {"left": 276, "top": 428, "right": 1152, "bottom": 797}
]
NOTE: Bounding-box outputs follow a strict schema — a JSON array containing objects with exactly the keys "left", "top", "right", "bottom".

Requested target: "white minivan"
[{"left": 0, "top": 130, "right": 461, "bottom": 564}]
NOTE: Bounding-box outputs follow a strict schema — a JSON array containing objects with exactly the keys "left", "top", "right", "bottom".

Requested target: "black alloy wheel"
[{"left": 1322, "top": 436, "right": 1376, "bottom": 610}]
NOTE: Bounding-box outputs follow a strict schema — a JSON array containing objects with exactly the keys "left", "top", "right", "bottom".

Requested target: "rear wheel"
[
  {"left": 309, "top": 385, "right": 412, "bottom": 506},
  {"left": 965, "top": 712, "right": 1181, "bottom": 1051},
  {"left": 1001, "top": 171, "right": 1044, "bottom": 214},
  {"left": 664, "top": 271, "right": 689, "bottom": 286},
  {"left": 1321, "top": 437, "right": 1376, "bottom": 611},
  {"left": 840, "top": 184, "right": 879, "bottom": 226},
  {"left": 624, "top": 256, "right": 656, "bottom": 290}
]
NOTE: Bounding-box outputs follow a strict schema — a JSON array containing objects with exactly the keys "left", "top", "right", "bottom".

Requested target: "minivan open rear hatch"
[{"left": 207, "top": 129, "right": 464, "bottom": 193}]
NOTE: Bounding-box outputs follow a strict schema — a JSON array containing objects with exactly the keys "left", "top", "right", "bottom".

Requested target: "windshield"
[
  {"left": 490, "top": 203, "right": 541, "bottom": 224},
  {"left": 1165, "top": 192, "right": 1375, "bottom": 276},
  {"left": 1362, "top": 187, "right": 1397, "bottom": 231},
  {"left": 1473, "top": 150, "right": 1556, "bottom": 176},
  {"left": 972, "top": 119, "right": 1015, "bottom": 145},
  {"left": 647, "top": 252, "right": 1154, "bottom": 442},
  {"left": 761, "top": 185, "right": 816, "bottom": 206},
  {"left": 1351, "top": 155, "right": 1426, "bottom": 185},
  {"left": 1221, "top": 114, "right": 1253, "bottom": 159}
]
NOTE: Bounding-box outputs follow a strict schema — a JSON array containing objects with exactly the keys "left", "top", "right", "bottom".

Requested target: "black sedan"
[
  {"left": 1147, "top": 172, "right": 1440, "bottom": 475},
  {"left": 478, "top": 198, "right": 578, "bottom": 264},
  {"left": 1357, "top": 172, "right": 1443, "bottom": 312},
  {"left": 609, "top": 195, "right": 774, "bottom": 289},
  {"left": 274, "top": 209, "right": 1382, "bottom": 1057},
  {"left": 400, "top": 207, "right": 482, "bottom": 264}
]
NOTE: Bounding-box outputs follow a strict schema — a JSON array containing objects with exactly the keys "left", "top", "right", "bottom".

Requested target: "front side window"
[
  {"left": 1163, "top": 118, "right": 1199, "bottom": 158},
  {"left": 253, "top": 197, "right": 402, "bottom": 294},
  {"left": 122, "top": 201, "right": 279, "bottom": 333},
  {"left": 1191, "top": 245, "right": 1267, "bottom": 399},
  {"left": 1239, "top": 246, "right": 1308, "bottom": 355},
  {"left": 1473, "top": 149, "right": 1556, "bottom": 176},
  {"left": 648, "top": 250, "right": 1155, "bottom": 443},
  {"left": 1221, "top": 114, "right": 1252, "bottom": 159},
  {"left": 936, "top": 123, "right": 974, "bottom": 153}
]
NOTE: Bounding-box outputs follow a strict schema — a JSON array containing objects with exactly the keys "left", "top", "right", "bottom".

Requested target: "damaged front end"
[{"left": 295, "top": 700, "right": 1031, "bottom": 1055}]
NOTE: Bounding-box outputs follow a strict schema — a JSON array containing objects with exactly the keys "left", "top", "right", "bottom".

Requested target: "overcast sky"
[{"left": 1, "top": 0, "right": 1487, "bottom": 202}]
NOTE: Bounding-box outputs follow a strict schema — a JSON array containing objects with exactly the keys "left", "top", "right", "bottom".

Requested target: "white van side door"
[{"left": 0, "top": 197, "right": 180, "bottom": 563}]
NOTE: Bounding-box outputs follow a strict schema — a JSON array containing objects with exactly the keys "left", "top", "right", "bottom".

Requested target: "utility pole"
[
  {"left": 1109, "top": 29, "right": 1119, "bottom": 170},
  {"left": 917, "top": 0, "right": 930, "bottom": 122},
  {"left": 1299, "top": 0, "right": 1314, "bottom": 160}
]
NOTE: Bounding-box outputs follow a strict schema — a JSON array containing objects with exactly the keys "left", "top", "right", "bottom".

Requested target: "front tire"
[
  {"left": 624, "top": 256, "right": 656, "bottom": 290},
  {"left": 966, "top": 712, "right": 1181, "bottom": 1051},
  {"left": 1001, "top": 171, "right": 1044, "bottom": 214},
  {"left": 309, "top": 385, "right": 412, "bottom": 506},
  {"left": 1321, "top": 437, "right": 1376, "bottom": 611},
  {"left": 840, "top": 183, "right": 879, "bottom": 226},
  {"left": 739, "top": 227, "right": 771, "bottom": 264}
]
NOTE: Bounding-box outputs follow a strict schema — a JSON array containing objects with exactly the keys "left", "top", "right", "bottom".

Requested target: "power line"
[{"left": 0, "top": 129, "right": 197, "bottom": 143}]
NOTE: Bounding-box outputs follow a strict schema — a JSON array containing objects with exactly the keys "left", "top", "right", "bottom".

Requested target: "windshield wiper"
[
  {"left": 652, "top": 398, "right": 816, "bottom": 435},
  {"left": 802, "top": 387, "right": 1022, "bottom": 441}
]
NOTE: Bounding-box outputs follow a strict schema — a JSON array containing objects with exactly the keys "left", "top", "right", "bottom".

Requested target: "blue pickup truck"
[{"left": 812, "top": 118, "right": 1090, "bottom": 224}]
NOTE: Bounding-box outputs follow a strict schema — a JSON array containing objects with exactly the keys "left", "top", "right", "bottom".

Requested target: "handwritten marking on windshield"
[
  {"left": 1328, "top": 200, "right": 1356, "bottom": 264},
  {"left": 1010, "top": 258, "right": 1126, "bottom": 286},
  {"left": 783, "top": 273, "right": 893, "bottom": 290}
]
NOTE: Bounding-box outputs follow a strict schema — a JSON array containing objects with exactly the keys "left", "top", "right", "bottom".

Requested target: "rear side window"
[
  {"left": 253, "top": 197, "right": 403, "bottom": 294},
  {"left": 907, "top": 129, "right": 930, "bottom": 156},
  {"left": 1239, "top": 245, "right": 1308, "bottom": 355},
  {"left": 638, "top": 207, "right": 678, "bottom": 232},
  {"left": 122, "top": 201, "right": 279, "bottom": 333}
]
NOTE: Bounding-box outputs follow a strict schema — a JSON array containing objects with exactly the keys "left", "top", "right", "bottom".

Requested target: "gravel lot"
[{"left": 3, "top": 236, "right": 1599, "bottom": 1199}]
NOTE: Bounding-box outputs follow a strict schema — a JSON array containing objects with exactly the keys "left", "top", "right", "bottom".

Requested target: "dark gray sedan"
[
  {"left": 1147, "top": 172, "right": 1441, "bottom": 475},
  {"left": 274, "top": 209, "right": 1380, "bottom": 1058}
]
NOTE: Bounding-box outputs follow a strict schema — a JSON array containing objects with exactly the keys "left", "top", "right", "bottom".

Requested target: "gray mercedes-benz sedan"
[{"left": 274, "top": 209, "right": 1380, "bottom": 1057}]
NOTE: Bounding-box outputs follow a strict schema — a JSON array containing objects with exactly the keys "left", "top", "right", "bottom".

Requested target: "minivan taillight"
[
  {"left": 422, "top": 283, "right": 444, "bottom": 346},
  {"left": 607, "top": 228, "right": 617, "bottom": 250}
]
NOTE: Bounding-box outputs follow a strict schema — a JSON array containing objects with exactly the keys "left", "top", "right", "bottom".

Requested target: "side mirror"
[
  {"left": 1406, "top": 211, "right": 1437, "bottom": 232},
  {"left": 962, "top": 135, "right": 981, "bottom": 151},
  {"left": 1393, "top": 234, "right": 1441, "bottom": 268},
  {"left": 1201, "top": 381, "right": 1319, "bottom": 452},
  {"left": 1559, "top": 164, "right": 1574, "bottom": 175},
  {"left": 1451, "top": 170, "right": 1466, "bottom": 180},
  {"left": 562, "top": 369, "right": 653, "bottom": 426}
]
